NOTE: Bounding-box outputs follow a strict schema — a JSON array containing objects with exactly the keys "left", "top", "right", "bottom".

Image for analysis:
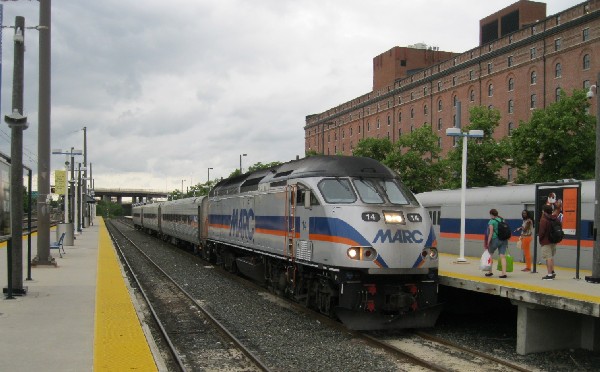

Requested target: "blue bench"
[{"left": 50, "top": 233, "right": 66, "bottom": 258}]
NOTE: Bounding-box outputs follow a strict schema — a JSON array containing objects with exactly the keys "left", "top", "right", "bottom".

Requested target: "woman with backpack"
[{"left": 485, "top": 209, "right": 509, "bottom": 278}]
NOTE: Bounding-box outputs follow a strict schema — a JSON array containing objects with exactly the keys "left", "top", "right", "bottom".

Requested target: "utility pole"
[
  {"left": 586, "top": 71, "right": 600, "bottom": 284},
  {"left": 82, "top": 126, "right": 87, "bottom": 226},
  {"left": 5, "top": 16, "right": 29, "bottom": 291},
  {"left": 35, "top": 0, "right": 52, "bottom": 265}
]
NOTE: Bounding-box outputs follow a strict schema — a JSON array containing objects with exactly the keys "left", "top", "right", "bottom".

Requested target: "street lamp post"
[
  {"left": 181, "top": 179, "right": 185, "bottom": 199},
  {"left": 240, "top": 153, "right": 247, "bottom": 174},
  {"left": 446, "top": 127, "right": 484, "bottom": 263},
  {"left": 207, "top": 167, "right": 213, "bottom": 183},
  {"left": 52, "top": 148, "right": 82, "bottom": 226},
  {"left": 586, "top": 75, "right": 600, "bottom": 283}
]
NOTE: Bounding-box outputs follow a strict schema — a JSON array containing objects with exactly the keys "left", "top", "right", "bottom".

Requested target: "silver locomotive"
[{"left": 134, "top": 156, "right": 441, "bottom": 330}]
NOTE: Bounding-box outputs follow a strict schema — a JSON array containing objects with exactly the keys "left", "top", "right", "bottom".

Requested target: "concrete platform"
[
  {"left": 0, "top": 219, "right": 159, "bottom": 371},
  {"left": 439, "top": 252, "right": 600, "bottom": 355}
]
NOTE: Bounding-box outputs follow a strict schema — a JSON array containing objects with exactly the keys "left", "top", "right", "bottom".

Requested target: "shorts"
[
  {"left": 489, "top": 238, "right": 508, "bottom": 255},
  {"left": 541, "top": 244, "right": 557, "bottom": 260}
]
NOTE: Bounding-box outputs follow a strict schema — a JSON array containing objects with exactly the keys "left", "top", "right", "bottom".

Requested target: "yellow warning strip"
[
  {"left": 439, "top": 269, "right": 600, "bottom": 304},
  {"left": 94, "top": 218, "right": 157, "bottom": 371}
]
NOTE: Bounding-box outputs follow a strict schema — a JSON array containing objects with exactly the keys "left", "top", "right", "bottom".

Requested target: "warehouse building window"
[{"left": 583, "top": 54, "right": 591, "bottom": 70}]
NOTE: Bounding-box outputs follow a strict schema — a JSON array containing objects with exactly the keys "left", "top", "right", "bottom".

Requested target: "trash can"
[{"left": 57, "top": 222, "right": 74, "bottom": 246}]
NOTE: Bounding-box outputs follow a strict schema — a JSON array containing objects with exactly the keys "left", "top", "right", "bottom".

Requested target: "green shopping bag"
[{"left": 496, "top": 252, "right": 514, "bottom": 272}]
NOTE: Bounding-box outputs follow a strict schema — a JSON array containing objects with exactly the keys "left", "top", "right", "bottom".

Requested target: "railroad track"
[
  {"left": 110, "top": 218, "right": 539, "bottom": 371},
  {"left": 106, "top": 220, "right": 269, "bottom": 372},
  {"left": 360, "top": 331, "right": 533, "bottom": 372}
]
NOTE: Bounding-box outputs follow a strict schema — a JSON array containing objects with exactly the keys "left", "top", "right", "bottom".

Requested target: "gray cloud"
[{"left": 0, "top": 0, "right": 580, "bottom": 190}]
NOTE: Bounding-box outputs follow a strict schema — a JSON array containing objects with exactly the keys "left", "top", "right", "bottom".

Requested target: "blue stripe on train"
[
  {"left": 309, "top": 217, "right": 370, "bottom": 246},
  {"left": 440, "top": 217, "right": 594, "bottom": 241}
]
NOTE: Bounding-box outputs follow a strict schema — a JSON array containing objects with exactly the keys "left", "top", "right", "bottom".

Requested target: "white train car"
[
  {"left": 417, "top": 180, "right": 595, "bottom": 270},
  {"left": 137, "top": 202, "right": 161, "bottom": 234},
  {"left": 160, "top": 197, "right": 205, "bottom": 247}
]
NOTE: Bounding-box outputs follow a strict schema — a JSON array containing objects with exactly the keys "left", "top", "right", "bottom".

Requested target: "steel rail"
[{"left": 108, "top": 220, "right": 272, "bottom": 372}]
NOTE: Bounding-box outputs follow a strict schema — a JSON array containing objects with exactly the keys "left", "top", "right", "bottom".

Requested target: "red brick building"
[{"left": 304, "top": 0, "right": 600, "bottom": 182}]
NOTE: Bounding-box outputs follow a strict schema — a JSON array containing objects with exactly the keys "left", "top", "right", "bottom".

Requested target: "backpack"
[
  {"left": 548, "top": 217, "right": 564, "bottom": 243},
  {"left": 496, "top": 218, "right": 511, "bottom": 241}
]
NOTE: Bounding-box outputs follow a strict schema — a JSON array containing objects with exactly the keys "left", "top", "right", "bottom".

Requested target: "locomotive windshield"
[
  {"left": 318, "top": 179, "right": 357, "bottom": 203},
  {"left": 318, "top": 177, "right": 418, "bottom": 205}
]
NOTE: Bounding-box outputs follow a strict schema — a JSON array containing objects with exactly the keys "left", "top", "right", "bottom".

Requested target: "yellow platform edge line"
[
  {"left": 93, "top": 218, "right": 158, "bottom": 372},
  {"left": 439, "top": 269, "right": 600, "bottom": 304}
]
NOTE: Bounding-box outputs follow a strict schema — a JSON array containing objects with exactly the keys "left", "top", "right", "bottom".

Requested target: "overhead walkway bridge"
[{"left": 93, "top": 188, "right": 167, "bottom": 204}]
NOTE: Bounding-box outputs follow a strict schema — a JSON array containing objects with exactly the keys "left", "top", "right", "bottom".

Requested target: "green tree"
[
  {"left": 443, "top": 106, "right": 509, "bottom": 189},
  {"left": 23, "top": 186, "right": 38, "bottom": 213},
  {"left": 96, "top": 200, "right": 124, "bottom": 218},
  {"left": 385, "top": 125, "right": 448, "bottom": 193},
  {"left": 305, "top": 149, "right": 319, "bottom": 157},
  {"left": 227, "top": 161, "right": 283, "bottom": 179},
  {"left": 352, "top": 137, "right": 393, "bottom": 162},
  {"left": 248, "top": 161, "right": 282, "bottom": 173},
  {"left": 351, "top": 130, "right": 446, "bottom": 193},
  {"left": 508, "top": 89, "right": 595, "bottom": 183}
]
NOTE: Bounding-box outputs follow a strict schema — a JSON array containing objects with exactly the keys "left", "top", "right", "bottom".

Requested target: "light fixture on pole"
[
  {"left": 240, "top": 153, "right": 247, "bottom": 174},
  {"left": 207, "top": 167, "right": 213, "bottom": 183},
  {"left": 446, "top": 127, "right": 484, "bottom": 263},
  {"left": 586, "top": 77, "right": 600, "bottom": 283},
  {"left": 181, "top": 179, "right": 185, "bottom": 199}
]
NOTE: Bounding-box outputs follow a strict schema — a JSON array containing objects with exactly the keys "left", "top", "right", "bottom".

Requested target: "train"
[
  {"left": 132, "top": 155, "right": 441, "bottom": 330},
  {"left": 416, "top": 180, "right": 595, "bottom": 271}
]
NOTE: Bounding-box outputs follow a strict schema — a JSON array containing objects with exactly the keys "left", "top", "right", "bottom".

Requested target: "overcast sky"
[{"left": 0, "top": 0, "right": 581, "bottom": 192}]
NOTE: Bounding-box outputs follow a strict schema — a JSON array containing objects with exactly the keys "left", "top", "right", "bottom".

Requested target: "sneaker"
[
  {"left": 499, "top": 275, "right": 507, "bottom": 278},
  {"left": 542, "top": 275, "right": 554, "bottom": 280},
  {"left": 551, "top": 271, "right": 556, "bottom": 278},
  {"left": 485, "top": 272, "right": 493, "bottom": 277}
]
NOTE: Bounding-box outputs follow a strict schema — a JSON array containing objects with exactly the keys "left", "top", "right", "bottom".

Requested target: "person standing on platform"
[
  {"left": 485, "top": 209, "right": 508, "bottom": 278},
  {"left": 539, "top": 204, "right": 557, "bottom": 280},
  {"left": 515, "top": 210, "right": 533, "bottom": 272}
]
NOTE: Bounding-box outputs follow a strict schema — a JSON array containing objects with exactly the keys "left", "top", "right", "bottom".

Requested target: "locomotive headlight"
[
  {"left": 428, "top": 248, "right": 438, "bottom": 260},
  {"left": 383, "top": 211, "right": 405, "bottom": 224},
  {"left": 347, "top": 247, "right": 377, "bottom": 261}
]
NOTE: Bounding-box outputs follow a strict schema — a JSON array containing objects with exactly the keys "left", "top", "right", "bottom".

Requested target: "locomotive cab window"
[
  {"left": 296, "top": 184, "right": 320, "bottom": 207},
  {"left": 353, "top": 179, "right": 384, "bottom": 204},
  {"left": 318, "top": 178, "right": 357, "bottom": 204},
  {"left": 353, "top": 178, "right": 413, "bottom": 205}
]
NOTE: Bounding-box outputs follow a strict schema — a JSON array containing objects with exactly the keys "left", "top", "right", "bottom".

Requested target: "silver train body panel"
[{"left": 417, "top": 180, "right": 594, "bottom": 270}]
